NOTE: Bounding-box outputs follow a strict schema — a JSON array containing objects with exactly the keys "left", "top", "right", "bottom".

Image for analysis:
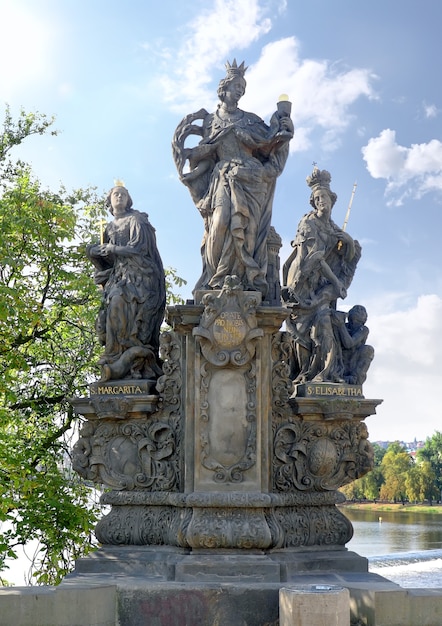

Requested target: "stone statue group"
[{"left": 87, "top": 60, "right": 373, "bottom": 389}]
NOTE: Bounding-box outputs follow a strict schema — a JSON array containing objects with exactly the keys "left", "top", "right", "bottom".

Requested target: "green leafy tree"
[
  {"left": 340, "top": 442, "right": 385, "bottom": 501},
  {"left": 339, "top": 479, "right": 363, "bottom": 501},
  {"left": 164, "top": 267, "right": 187, "bottom": 307},
  {"left": 379, "top": 442, "right": 413, "bottom": 504},
  {"left": 361, "top": 442, "right": 386, "bottom": 501},
  {"left": 0, "top": 106, "right": 109, "bottom": 585},
  {"left": 417, "top": 460, "right": 439, "bottom": 503},
  {"left": 372, "top": 442, "right": 386, "bottom": 466},
  {"left": 417, "top": 431, "right": 442, "bottom": 500},
  {"left": 0, "top": 106, "right": 186, "bottom": 586},
  {"left": 405, "top": 465, "right": 423, "bottom": 503},
  {"left": 404, "top": 460, "right": 438, "bottom": 503}
]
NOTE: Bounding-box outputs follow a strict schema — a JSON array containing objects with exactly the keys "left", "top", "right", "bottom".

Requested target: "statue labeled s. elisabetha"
[
  {"left": 172, "top": 60, "right": 294, "bottom": 299},
  {"left": 87, "top": 185, "right": 166, "bottom": 382},
  {"left": 281, "top": 167, "right": 369, "bottom": 385}
]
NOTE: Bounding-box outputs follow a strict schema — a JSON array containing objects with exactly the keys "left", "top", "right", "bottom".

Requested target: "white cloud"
[
  {"left": 158, "top": 0, "right": 276, "bottom": 111},
  {"left": 364, "top": 294, "right": 442, "bottom": 441},
  {"left": 362, "top": 129, "right": 442, "bottom": 205},
  {"left": 247, "top": 39, "right": 376, "bottom": 153},
  {"left": 361, "top": 129, "right": 407, "bottom": 179},
  {"left": 159, "top": 16, "right": 377, "bottom": 155},
  {"left": 369, "top": 294, "right": 442, "bottom": 368},
  {"left": 423, "top": 102, "right": 439, "bottom": 119},
  {"left": 0, "top": 1, "right": 57, "bottom": 101},
  {"left": 242, "top": 39, "right": 377, "bottom": 125}
]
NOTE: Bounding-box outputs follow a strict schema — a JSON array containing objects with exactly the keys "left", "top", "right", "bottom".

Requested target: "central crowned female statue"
[{"left": 173, "top": 60, "right": 294, "bottom": 299}]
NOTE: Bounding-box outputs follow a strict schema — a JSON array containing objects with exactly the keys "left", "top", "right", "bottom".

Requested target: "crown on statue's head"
[
  {"left": 306, "top": 167, "right": 331, "bottom": 192},
  {"left": 225, "top": 59, "right": 247, "bottom": 79},
  {"left": 114, "top": 178, "right": 125, "bottom": 188}
]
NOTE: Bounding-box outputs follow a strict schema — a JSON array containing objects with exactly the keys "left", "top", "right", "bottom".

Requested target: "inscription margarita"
[{"left": 91, "top": 384, "right": 144, "bottom": 395}]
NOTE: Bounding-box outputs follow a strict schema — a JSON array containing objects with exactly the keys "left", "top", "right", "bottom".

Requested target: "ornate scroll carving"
[
  {"left": 199, "top": 361, "right": 257, "bottom": 483},
  {"left": 193, "top": 277, "right": 263, "bottom": 367},
  {"left": 72, "top": 418, "right": 179, "bottom": 491},
  {"left": 186, "top": 507, "right": 272, "bottom": 549},
  {"left": 95, "top": 505, "right": 190, "bottom": 546},
  {"left": 267, "top": 504, "right": 353, "bottom": 548},
  {"left": 273, "top": 418, "right": 374, "bottom": 492},
  {"left": 157, "top": 330, "right": 182, "bottom": 419},
  {"left": 271, "top": 330, "right": 293, "bottom": 424},
  {"left": 90, "top": 396, "right": 133, "bottom": 420}
]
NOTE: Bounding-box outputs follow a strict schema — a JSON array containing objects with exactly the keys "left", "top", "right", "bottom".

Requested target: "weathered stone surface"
[
  {"left": 0, "top": 584, "right": 116, "bottom": 626},
  {"left": 281, "top": 168, "right": 374, "bottom": 388},
  {"left": 86, "top": 185, "right": 165, "bottom": 382},
  {"left": 7, "top": 571, "right": 442, "bottom": 626},
  {"left": 172, "top": 60, "right": 293, "bottom": 300},
  {"left": 280, "top": 585, "right": 350, "bottom": 626},
  {"left": 116, "top": 583, "right": 281, "bottom": 626},
  {"left": 71, "top": 288, "right": 380, "bottom": 553},
  {"left": 67, "top": 545, "right": 369, "bottom": 584}
]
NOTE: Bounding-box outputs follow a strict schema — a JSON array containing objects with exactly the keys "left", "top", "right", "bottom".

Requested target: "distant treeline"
[{"left": 340, "top": 433, "right": 442, "bottom": 504}]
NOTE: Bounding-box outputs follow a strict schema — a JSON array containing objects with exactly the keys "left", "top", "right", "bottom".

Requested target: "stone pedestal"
[
  {"left": 71, "top": 289, "right": 381, "bottom": 574},
  {"left": 279, "top": 585, "right": 350, "bottom": 626}
]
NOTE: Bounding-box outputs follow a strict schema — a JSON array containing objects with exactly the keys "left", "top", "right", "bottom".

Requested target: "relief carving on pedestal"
[
  {"left": 273, "top": 419, "right": 373, "bottom": 492},
  {"left": 193, "top": 277, "right": 262, "bottom": 485},
  {"left": 199, "top": 362, "right": 257, "bottom": 483},
  {"left": 271, "top": 330, "right": 293, "bottom": 423},
  {"left": 268, "top": 504, "right": 353, "bottom": 548},
  {"left": 72, "top": 418, "right": 179, "bottom": 491},
  {"left": 157, "top": 330, "right": 182, "bottom": 418},
  {"left": 193, "top": 276, "right": 263, "bottom": 367}
]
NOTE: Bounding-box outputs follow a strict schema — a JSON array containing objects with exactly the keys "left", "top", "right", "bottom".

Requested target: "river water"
[{"left": 343, "top": 507, "right": 442, "bottom": 587}]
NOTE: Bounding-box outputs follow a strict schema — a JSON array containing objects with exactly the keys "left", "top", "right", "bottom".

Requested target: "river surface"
[{"left": 343, "top": 507, "right": 442, "bottom": 587}]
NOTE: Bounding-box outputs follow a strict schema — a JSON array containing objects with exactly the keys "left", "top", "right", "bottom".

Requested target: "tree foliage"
[
  {"left": 379, "top": 442, "right": 413, "bottom": 503},
  {"left": 417, "top": 431, "right": 442, "bottom": 498},
  {"left": 340, "top": 436, "right": 442, "bottom": 505},
  {"left": 0, "top": 106, "right": 187, "bottom": 586},
  {"left": 0, "top": 107, "right": 109, "bottom": 585}
]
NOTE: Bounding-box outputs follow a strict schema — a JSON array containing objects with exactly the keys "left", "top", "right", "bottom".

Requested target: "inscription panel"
[{"left": 213, "top": 311, "right": 247, "bottom": 348}]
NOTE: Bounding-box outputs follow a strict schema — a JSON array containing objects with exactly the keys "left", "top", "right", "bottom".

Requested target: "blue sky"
[{"left": 1, "top": 0, "right": 442, "bottom": 443}]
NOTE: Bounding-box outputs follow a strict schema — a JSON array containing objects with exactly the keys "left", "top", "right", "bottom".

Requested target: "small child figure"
[{"left": 337, "top": 305, "right": 374, "bottom": 385}]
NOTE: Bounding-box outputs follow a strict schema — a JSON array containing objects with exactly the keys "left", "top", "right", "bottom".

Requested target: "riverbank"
[{"left": 340, "top": 502, "right": 442, "bottom": 515}]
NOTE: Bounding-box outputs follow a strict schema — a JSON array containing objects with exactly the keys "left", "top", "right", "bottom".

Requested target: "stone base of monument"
[
  {"left": 68, "top": 292, "right": 388, "bottom": 624},
  {"left": 67, "top": 545, "right": 369, "bottom": 582},
  {"left": 62, "top": 546, "right": 399, "bottom": 626}
]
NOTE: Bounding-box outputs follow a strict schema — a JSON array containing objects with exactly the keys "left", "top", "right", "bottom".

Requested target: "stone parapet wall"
[{"left": 2, "top": 579, "right": 442, "bottom": 625}]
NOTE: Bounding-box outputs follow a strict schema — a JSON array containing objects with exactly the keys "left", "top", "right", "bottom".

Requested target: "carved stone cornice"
[
  {"left": 289, "top": 396, "right": 383, "bottom": 421},
  {"left": 99, "top": 490, "right": 343, "bottom": 508},
  {"left": 165, "top": 304, "right": 204, "bottom": 333},
  {"left": 70, "top": 393, "right": 159, "bottom": 420}
]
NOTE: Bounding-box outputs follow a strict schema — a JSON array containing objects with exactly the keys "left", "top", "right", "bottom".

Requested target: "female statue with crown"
[
  {"left": 282, "top": 167, "right": 361, "bottom": 384},
  {"left": 87, "top": 185, "right": 166, "bottom": 382},
  {"left": 172, "top": 60, "right": 294, "bottom": 298}
]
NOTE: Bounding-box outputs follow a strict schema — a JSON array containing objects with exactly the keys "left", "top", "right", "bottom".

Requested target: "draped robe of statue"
[
  {"left": 282, "top": 207, "right": 361, "bottom": 383},
  {"left": 173, "top": 106, "right": 291, "bottom": 299},
  {"left": 88, "top": 204, "right": 166, "bottom": 381}
]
